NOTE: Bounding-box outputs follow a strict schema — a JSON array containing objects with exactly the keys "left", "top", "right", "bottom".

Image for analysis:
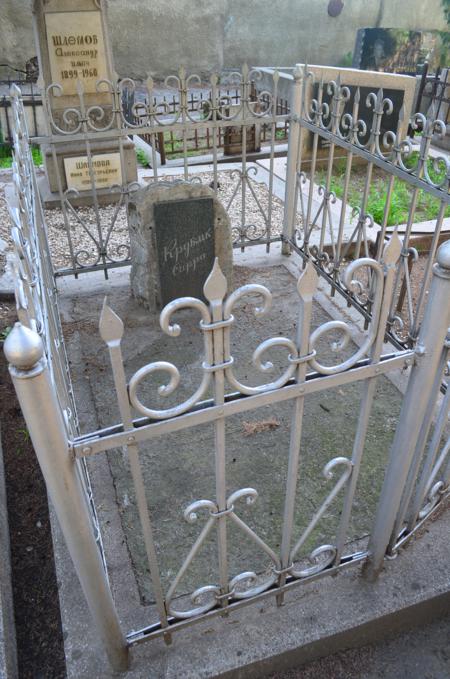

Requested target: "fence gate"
[{"left": 3, "top": 67, "right": 450, "bottom": 671}]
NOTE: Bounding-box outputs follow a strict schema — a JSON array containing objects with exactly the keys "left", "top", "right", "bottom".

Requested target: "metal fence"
[
  {"left": 414, "top": 64, "right": 450, "bottom": 127},
  {"left": 131, "top": 87, "right": 289, "bottom": 161},
  {"left": 3, "top": 66, "right": 450, "bottom": 671},
  {"left": 32, "top": 65, "right": 288, "bottom": 277},
  {"left": 4, "top": 83, "right": 108, "bottom": 574},
  {"left": 282, "top": 65, "right": 450, "bottom": 349}
]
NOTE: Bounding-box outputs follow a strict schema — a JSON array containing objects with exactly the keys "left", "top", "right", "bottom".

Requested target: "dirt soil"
[{"left": 0, "top": 301, "right": 66, "bottom": 679}]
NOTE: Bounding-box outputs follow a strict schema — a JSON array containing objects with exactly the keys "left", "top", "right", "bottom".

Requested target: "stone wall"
[{"left": 0, "top": 0, "right": 447, "bottom": 80}]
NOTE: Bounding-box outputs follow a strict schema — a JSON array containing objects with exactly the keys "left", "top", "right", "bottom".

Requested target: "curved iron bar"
[
  {"left": 289, "top": 457, "right": 353, "bottom": 578},
  {"left": 166, "top": 487, "right": 280, "bottom": 619}
]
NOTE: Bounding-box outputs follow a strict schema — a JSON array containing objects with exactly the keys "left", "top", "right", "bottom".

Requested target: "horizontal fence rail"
[{"left": 55, "top": 234, "right": 410, "bottom": 645}]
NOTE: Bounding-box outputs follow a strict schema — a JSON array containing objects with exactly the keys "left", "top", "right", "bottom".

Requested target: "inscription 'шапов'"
[
  {"left": 163, "top": 231, "right": 213, "bottom": 276},
  {"left": 45, "top": 11, "right": 108, "bottom": 95}
]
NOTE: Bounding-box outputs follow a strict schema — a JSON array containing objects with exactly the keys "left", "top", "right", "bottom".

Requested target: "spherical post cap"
[
  {"left": 3, "top": 322, "right": 44, "bottom": 369},
  {"left": 436, "top": 239, "right": 450, "bottom": 270}
]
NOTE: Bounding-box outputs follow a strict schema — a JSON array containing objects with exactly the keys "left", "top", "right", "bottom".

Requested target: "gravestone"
[
  {"left": 296, "top": 65, "right": 416, "bottom": 159},
  {"left": 256, "top": 66, "right": 416, "bottom": 163},
  {"left": 128, "top": 182, "right": 233, "bottom": 309},
  {"left": 353, "top": 28, "right": 446, "bottom": 75},
  {"left": 314, "top": 83, "right": 408, "bottom": 149},
  {"left": 33, "top": 0, "right": 137, "bottom": 206}
]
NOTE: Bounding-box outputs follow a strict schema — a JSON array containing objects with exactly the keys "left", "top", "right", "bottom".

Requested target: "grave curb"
[{"left": 52, "top": 477, "right": 450, "bottom": 679}]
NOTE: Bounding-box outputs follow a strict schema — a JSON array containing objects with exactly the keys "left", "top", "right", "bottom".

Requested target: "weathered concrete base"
[
  {"left": 50, "top": 449, "right": 450, "bottom": 679},
  {"left": 0, "top": 428, "right": 18, "bottom": 679},
  {"left": 52, "top": 244, "right": 450, "bottom": 678}
]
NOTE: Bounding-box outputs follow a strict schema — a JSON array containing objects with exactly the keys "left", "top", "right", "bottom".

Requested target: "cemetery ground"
[
  {"left": 0, "top": 298, "right": 66, "bottom": 679},
  {"left": 60, "top": 262, "right": 402, "bottom": 606},
  {"left": 1, "top": 275, "right": 450, "bottom": 679}
]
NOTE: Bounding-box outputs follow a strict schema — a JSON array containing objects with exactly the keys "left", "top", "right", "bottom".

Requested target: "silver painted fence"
[
  {"left": 28, "top": 63, "right": 450, "bottom": 349},
  {"left": 3, "top": 71, "right": 450, "bottom": 670},
  {"left": 34, "top": 64, "right": 288, "bottom": 277},
  {"left": 282, "top": 65, "right": 450, "bottom": 349}
]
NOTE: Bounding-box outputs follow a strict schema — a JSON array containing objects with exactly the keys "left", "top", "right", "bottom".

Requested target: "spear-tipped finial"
[
  {"left": 297, "top": 262, "right": 318, "bottom": 301},
  {"left": 383, "top": 230, "right": 402, "bottom": 266},
  {"left": 99, "top": 297, "right": 124, "bottom": 345},
  {"left": 76, "top": 79, "right": 85, "bottom": 98}
]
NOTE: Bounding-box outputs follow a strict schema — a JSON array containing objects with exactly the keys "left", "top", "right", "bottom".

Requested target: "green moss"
[{"left": 316, "top": 154, "right": 450, "bottom": 226}]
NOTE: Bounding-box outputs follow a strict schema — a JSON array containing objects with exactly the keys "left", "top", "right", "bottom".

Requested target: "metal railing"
[
  {"left": 2, "top": 66, "right": 450, "bottom": 671},
  {"left": 31, "top": 65, "right": 288, "bottom": 279},
  {"left": 2, "top": 86, "right": 121, "bottom": 661},
  {"left": 130, "top": 87, "right": 289, "bottom": 161},
  {"left": 282, "top": 64, "right": 450, "bottom": 349}
]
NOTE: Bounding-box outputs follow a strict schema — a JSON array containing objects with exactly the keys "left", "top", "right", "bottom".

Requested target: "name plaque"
[
  {"left": 63, "top": 153, "right": 122, "bottom": 191},
  {"left": 154, "top": 198, "right": 215, "bottom": 305},
  {"left": 45, "top": 11, "right": 108, "bottom": 95}
]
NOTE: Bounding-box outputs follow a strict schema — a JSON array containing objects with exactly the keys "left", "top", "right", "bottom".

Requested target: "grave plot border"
[{"left": 3, "top": 68, "right": 450, "bottom": 671}]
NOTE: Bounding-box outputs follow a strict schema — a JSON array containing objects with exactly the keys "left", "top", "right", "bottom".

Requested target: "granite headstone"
[{"left": 129, "top": 182, "right": 233, "bottom": 309}]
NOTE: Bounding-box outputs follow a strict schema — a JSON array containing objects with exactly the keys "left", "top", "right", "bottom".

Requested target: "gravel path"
[{"left": 0, "top": 168, "right": 296, "bottom": 270}]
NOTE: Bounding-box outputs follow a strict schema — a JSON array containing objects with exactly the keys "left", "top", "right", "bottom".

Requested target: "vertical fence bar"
[
  {"left": 277, "top": 263, "right": 317, "bottom": 602},
  {"left": 99, "top": 303, "right": 170, "bottom": 638},
  {"left": 3, "top": 324, "right": 128, "bottom": 671},
  {"left": 334, "top": 234, "right": 402, "bottom": 564},
  {"left": 282, "top": 64, "right": 303, "bottom": 254},
  {"left": 364, "top": 239, "right": 450, "bottom": 580}
]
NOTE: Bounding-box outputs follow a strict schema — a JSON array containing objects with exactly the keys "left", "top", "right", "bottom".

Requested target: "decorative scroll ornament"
[
  {"left": 299, "top": 64, "right": 450, "bottom": 194},
  {"left": 97, "top": 241, "right": 401, "bottom": 613},
  {"left": 101, "top": 238, "right": 399, "bottom": 421},
  {"left": 289, "top": 456, "right": 353, "bottom": 578},
  {"left": 165, "top": 487, "right": 280, "bottom": 619}
]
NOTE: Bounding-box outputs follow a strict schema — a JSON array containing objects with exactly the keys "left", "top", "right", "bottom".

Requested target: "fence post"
[
  {"left": 3, "top": 323, "right": 128, "bottom": 671},
  {"left": 282, "top": 63, "right": 303, "bottom": 255},
  {"left": 364, "top": 239, "right": 450, "bottom": 580}
]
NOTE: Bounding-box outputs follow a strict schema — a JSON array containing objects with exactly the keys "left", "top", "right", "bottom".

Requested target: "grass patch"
[
  {"left": 316, "top": 153, "right": 450, "bottom": 226},
  {"left": 0, "top": 144, "right": 43, "bottom": 169},
  {"left": 135, "top": 148, "right": 148, "bottom": 167}
]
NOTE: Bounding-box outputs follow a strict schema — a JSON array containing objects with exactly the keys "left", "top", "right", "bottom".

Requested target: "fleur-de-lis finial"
[
  {"left": 76, "top": 79, "right": 85, "bottom": 98},
  {"left": 297, "top": 262, "right": 318, "bottom": 302},
  {"left": 203, "top": 258, "right": 227, "bottom": 303}
]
